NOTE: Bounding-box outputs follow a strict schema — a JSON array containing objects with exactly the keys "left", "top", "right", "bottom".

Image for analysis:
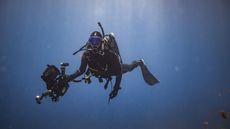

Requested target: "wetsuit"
[{"left": 69, "top": 35, "right": 141, "bottom": 98}]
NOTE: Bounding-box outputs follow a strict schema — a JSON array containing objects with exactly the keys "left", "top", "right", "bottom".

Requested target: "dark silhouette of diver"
[
  {"left": 68, "top": 22, "right": 159, "bottom": 99},
  {"left": 35, "top": 22, "right": 159, "bottom": 104}
]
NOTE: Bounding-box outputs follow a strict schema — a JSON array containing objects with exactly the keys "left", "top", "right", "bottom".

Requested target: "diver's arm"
[
  {"left": 68, "top": 54, "right": 87, "bottom": 81},
  {"left": 114, "top": 75, "right": 122, "bottom": 90},
  {"left": 109, "top": 74, "right": 122, "bottom": 99},
  {"left": 109, "top": 53, "right": 123, "bottom": 99}
]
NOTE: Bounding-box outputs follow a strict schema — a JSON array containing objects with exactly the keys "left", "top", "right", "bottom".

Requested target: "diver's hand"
[
  {"left": 109, "top": 87, "right": 121, "bottom": 99},
  {"left": 109, "top": 89, "right": 118, "bottom": 99}
]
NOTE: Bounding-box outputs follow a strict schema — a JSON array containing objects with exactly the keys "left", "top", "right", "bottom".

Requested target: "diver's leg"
[
  {"left": 122, "top": 60, "right": 142, "bottom": 74},
  {"left": 122, "top": 59, "right": 160, "bottom": 85}
]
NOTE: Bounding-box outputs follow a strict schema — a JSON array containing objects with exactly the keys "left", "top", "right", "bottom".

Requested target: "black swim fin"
[{"left": 140, "top": 59, "right": 160, "bottom": 86}]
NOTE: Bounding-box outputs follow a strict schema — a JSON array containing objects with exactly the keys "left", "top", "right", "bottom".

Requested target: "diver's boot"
[
  {"left": 138, "top": 59, "right": 160, "bottom": 86},
  {"left": 138, "top": 59, "right": 145, "bottom": 67}
]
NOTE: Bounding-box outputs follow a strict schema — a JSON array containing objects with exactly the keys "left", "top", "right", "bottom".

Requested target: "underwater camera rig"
[{"left": 35, "top": 63, "right": 70, "bottom": 104}]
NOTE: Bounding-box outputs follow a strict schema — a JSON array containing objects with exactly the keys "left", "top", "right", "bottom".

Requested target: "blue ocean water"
[{"left": 0, "top": 0, "right": 230, "bottom": 129}]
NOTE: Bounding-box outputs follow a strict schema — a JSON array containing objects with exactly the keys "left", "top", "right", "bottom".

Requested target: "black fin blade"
[{"left": 140, "top": 64, "right": 160, "bottom": 86}]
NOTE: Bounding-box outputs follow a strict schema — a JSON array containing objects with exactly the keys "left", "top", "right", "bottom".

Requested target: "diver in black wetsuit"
[{"left": 68, "top": 31, "right": 158, "bottom": 99}]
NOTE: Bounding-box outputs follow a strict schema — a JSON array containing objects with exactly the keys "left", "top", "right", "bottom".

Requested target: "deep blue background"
[{"left": 0, "top": 0, "right": 230, "bottom": 129}]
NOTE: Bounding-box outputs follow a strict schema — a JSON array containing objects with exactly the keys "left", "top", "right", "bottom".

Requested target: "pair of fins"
[{"left": 139, "top": 60, "right": 160, "bottom": 86}]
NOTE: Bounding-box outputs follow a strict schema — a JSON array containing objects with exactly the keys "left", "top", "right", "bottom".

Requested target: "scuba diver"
[
  {"left": 35, "top": 22, "right": 159, "bottom": 104},
  {"left": 68, "top": 22, "right": 159, "bottom": 99}
]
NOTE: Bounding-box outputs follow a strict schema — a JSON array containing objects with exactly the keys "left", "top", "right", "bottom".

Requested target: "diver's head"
[{"left": 88, "top": 31, "right": 102, "bottom": 46}]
